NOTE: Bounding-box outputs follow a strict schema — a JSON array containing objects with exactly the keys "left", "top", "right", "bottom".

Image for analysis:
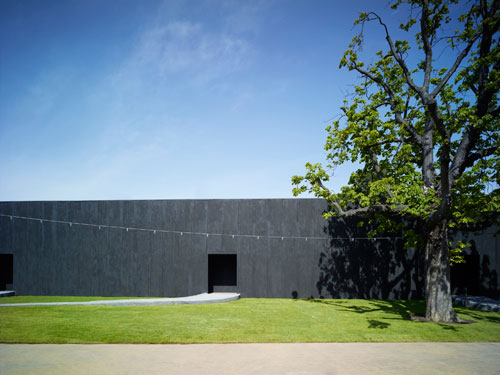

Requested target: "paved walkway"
[
  {"left": 0, "top": 293, "right": 240, "bottom": 307},
  {"left": 1, "top": 343, "right": 499, "bottom": 374}
]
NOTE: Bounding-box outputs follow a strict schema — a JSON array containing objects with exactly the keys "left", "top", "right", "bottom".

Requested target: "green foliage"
[
  {"left": 292, "top": 0, "right": 500, "bottom": 256},
  {"left": 448, "top": 240, "right": 469, "bottom": 265}
]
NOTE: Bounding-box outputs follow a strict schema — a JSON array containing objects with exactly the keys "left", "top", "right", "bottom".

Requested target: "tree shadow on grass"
[
  {"left": 454, "top": 307, "right": 500, "bottom": 324},
  {"left": 296, "top": 298, "right": 493, "bottom": 328},
  {"left": 301, "top": 298, "right": 425, "bottom": 320},
  {"left": 437, "top": 323, "right": 459, "bottom": 331},
  {"left": 368, "top": 319, "right": 390, "bottom": 329}
]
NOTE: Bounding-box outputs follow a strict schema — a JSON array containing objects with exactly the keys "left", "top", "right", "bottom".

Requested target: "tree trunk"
[{"left": 424, "top": 220, "right": 459, "bottom": 323}]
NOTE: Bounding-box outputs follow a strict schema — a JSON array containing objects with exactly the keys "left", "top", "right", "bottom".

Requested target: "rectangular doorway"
[
  {"left": 0, "top": 254, "right": 13, "bottom": 291},
  {"left": 208, "top": 254, "right": 237, "bottom": 293}
]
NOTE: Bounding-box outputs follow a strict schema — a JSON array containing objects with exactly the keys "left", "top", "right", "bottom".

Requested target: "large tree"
[{"left": 292, "top": 0, "right": 500, "bottom": 323}]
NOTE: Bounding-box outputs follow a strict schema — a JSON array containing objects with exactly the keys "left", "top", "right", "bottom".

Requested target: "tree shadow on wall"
[
  {"left": 481, "top": 255, "right": 499, "bottom": 298},
  {"left": 450, "top": 240, "right": 499, "bottom": 299},
  {"left": 316, "top": 217, "right": 424, "bottom": 300}
]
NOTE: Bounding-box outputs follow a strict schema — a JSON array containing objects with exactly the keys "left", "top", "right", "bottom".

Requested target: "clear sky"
[{"left": 0, "top": 0, "right": 420, "bottom": 201}]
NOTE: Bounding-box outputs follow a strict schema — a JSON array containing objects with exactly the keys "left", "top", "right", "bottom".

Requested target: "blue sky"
[{"left": 0, "top": 0, "right": 421, "bottom": 201}]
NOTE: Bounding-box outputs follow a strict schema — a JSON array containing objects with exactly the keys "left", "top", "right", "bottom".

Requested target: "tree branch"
[
  {"left": 422, "top": 116, "right": 436, "bottom": 188},
  {"left": 313, "top": 179, "right": 347, "bottom": 216},
  {"left": 447, "top": 1, "right": 499, "bottom": 188},
  {"left": 335, "top": 204, "right": 408, "bottom": 219},
  {"left": 427, "top": 101, "right": 450, "bottom": 141},
  {"left": 447, "top": 126, "right": 478, "bottom": 190},
  {"left": 352, "top": 64, "right": 393, "bottom": 97},
  {"left": 368, "top": 138, "right": 405, "bottom": 147},
  {"left": 351, "top": 64, "right": 424, "bottom": 147},
  {"left": 430, "top": 36, "right": 479, "bottom": 99},
  {"left": 368, "top": 149, "right": 384, "bottom": 181},
  {"left": 403, "top": 93, "right": 411, "bottom": 118},
  {"left": 367, "top": 12, "right": 424, "bottom": 97},
  {"left": 421, "top": 0, "right": 433, "bottom": 92},
  {"left": 367, "top": 148, "right": 396, "bottom": 200},
  {"left": 488, "top": 105, "right": 500, "bottom": 116},
  {"left": 449, "top": 146, "right": 500, "bottom": 183}
]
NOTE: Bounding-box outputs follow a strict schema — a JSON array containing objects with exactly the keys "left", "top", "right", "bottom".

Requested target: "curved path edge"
[{"left": 0, "top": 293, "right": 240, "bottom": 307}]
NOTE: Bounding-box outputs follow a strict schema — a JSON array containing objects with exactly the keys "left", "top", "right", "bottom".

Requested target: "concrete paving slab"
[
  {"left": 1, "top": 343, "right": 499, "bottom": 375},
  {"left": 0, "top": 293, "right": 240, "bottom": 307}
]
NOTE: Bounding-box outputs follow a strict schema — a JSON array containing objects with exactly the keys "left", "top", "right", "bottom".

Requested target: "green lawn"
[{"left": 0, "top": 297, "right": 499, "bottom": 343}]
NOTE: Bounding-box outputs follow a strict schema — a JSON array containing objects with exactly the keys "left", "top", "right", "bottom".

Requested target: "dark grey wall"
[{"left": 0, "top": 199, "right": 498, "bottom": 298}]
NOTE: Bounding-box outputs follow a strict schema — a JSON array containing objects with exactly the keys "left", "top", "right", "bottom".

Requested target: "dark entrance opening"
[
  {"left": 0, "top": 254, "right": 13, "bottom": 291},
  {"left": 208, "top": 254, "right": 237, "bottom": 293}
]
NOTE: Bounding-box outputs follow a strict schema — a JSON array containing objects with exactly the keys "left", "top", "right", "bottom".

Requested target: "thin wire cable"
[{"left": 0, "top": 213, "right": 404, "bottom": 241}]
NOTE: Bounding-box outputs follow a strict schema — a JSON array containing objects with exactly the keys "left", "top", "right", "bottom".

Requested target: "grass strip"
[{"left": 0, "top": 298, "right": 499, "bottom": 343}]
